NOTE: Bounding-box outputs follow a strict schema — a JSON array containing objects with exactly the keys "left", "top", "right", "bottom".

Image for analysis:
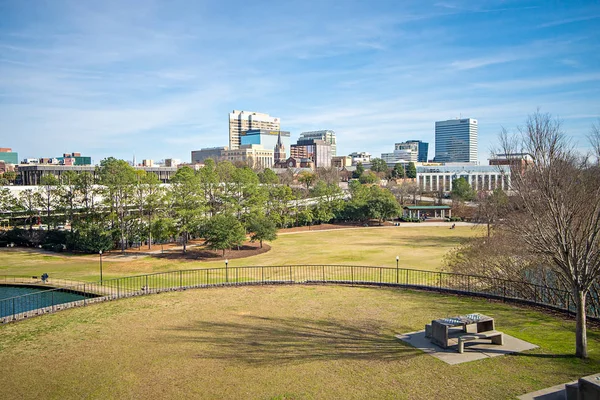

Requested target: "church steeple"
[{"left": 274, "top": 131, "right": 286, "bottom": 163}]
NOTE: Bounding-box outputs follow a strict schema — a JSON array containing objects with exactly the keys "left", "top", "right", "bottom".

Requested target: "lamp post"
[
  {"left": 396, "top": 255, "right": 399, "bottom": 284},
  {"left": 225, "top": 259, "right": 229, "bottom": 283},
  {"left": 99, "top": 250, "right": 103, "bottom": 284}
]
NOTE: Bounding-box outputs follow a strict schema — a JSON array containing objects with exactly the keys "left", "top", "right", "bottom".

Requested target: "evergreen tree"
[
  {"left": 247, "top": 214, "right": 278, "bottom": 248},
  {"left": 202, "top": 214, "right": 246, "bottom": 256},
  {"left": 170, "top": 166, "right": 205, "bottom": 253},
  {"left": 405, "top": 162, "right": 417, "bottom": 179},
  {"left": 352, "top": 162, "right": 365, "bottom": 179},
  {"left": 370, "top": 158, "right": 389, "bottom": 173}
]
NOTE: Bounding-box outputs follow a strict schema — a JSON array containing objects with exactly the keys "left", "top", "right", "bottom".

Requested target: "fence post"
[
  {"left": 406, "top": 269, "right": 409, "bottom": 286},
  {"left": 379, "top": 268, "right": 382, "bottom": 285},
  {"left": 236, "top": 268, "right": 238, "bottom": 284},
  {"left": 52, "top": 290, "right": 55, "bottom": 312},
  {"left": 322, "top": 265, "right": 325, "bottom": 282},
  {"left": 261, "top": 267, "right": 264, "bottom": 283},
  {"left": 351, "top": 266, "right": 354, "bottom": 283},
  {"left": 439, "top": 272, "right": 442, "bottom": 289},
  {"left": 146, "top": 275, "right": 148, "bottom": 292},
  {"left": 289, "top": 266, "right": 293, "bottom": 282},
  {"left": 179, "top": 270, "right": 182, "bottom": 288}
]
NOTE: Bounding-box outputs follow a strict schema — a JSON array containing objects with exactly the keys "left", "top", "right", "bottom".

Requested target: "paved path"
[{"left": 279, "top": 222, "right": 477, "bottom": 235}]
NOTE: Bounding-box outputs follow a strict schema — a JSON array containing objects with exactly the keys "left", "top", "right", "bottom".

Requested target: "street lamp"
[
  {"left": 225, "top": 259, "right": 229, "bottom": 283},
  {"left": 99, "top": 250, "right": 103, "bottom": 284},
  {"left": 396, "top": 255, "right": 399, "bottom": 284},
  {"left": 396, "top": 255, "right": 399, "bottom": 269}
]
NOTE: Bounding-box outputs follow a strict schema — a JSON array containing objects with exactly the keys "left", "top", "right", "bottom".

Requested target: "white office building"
[
  {"left": 229, "top": 110, "right": 280, "bottom": 150},
  {"left": 349, "top": 151, "right": 371, "bottom": 165},
  {"left": 381, "top": 142, "right": 419, "bottom": 163},
  {"left": 434, "top": 118, "right": 478, "bottom": 163}
]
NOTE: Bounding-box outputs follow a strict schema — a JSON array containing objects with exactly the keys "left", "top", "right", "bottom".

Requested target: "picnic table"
[{"left": 430, "top": 313, "right": 494, "bottom": 349}]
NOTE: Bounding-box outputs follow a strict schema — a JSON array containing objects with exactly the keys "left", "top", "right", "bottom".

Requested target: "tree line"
[{"left": 0, "top": 158, "right": 402, "bottom": 254}]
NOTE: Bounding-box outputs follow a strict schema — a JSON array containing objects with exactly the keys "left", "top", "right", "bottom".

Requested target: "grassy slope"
[
  {"left": 0, "top": 226, "right": 479, "bottom": 281},
  {"left": 0, "top": 285, "right": 598, "bottom": 399}
]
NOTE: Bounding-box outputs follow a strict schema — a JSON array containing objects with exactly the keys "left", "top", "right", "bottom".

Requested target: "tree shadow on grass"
[{"left": 161, "top": 315, "right": 420, "bottom": 365}]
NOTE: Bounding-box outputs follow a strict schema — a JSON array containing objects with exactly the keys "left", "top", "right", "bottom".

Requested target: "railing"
[{"left": 0, "top": 265, "right": 593, "bottom": 323}]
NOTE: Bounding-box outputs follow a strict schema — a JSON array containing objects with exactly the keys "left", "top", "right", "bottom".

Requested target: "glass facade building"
[
  {"left": 406, "top": 140, "right": 429, "bottom": 162},
  {"left": 433, "top": 119, "right": 478, "bottom": 163},
  {"left": 241, "top": 130, "right": 290, "bottom": 159},
  {"left": 0, "top": 150, "right": 18, "bottom": 165},
  {"left": 298, "top": 130, "right": 336, "bottom": 156}
]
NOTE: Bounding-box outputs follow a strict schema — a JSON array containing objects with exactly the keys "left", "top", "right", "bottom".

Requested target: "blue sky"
[{"left": 1, "top": 0, "right": 599, "bottom": 164}]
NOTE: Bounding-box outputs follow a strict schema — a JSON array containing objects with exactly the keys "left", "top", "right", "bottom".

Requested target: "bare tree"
[
  {"left": 590, "top": 118, "right": 600, "bottom": 164},
  {"left": 316, "top": 167, "right": 340, "bottom": 185},
  {"left": 500, "top": 111, "right": 600, "bottom": 358},
  {"left": 473, "top": 188, "right": 508, "bottom": 237}
]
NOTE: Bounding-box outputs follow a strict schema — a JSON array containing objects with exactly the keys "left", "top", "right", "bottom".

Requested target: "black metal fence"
[{"left": 0, "top": 265, "right": 593, "bottom": 323}]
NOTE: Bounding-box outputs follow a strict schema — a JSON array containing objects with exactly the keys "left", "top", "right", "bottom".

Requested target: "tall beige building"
[{"left": 229, "top": 110, "right": 280, "bottom": 150}]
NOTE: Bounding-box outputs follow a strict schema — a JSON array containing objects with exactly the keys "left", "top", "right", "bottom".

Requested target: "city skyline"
[{"left": 1, "top": 1, "right": 599, "bottom": 164}]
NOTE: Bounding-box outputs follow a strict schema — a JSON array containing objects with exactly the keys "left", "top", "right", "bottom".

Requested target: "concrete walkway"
[
  {"left": 279, "top": 222, "right": 477, "bottom": 235},
  {"left": 396, "top": 329, "right": 538, "bottom": 365}
]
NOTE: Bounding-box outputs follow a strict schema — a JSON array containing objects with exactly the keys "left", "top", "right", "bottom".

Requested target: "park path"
[{"left": 278, "top": 222, "right": 477, "bottom": 235}]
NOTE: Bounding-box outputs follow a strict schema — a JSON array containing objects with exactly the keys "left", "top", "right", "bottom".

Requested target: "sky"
[{"left": 1, "top": 0, "right": 599, "bottom": 165}]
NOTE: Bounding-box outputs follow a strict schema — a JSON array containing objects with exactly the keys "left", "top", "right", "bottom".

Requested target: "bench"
[
  {"left": 425, "top": 324, "right": 432, "bottom": 338},
  {"left": 458, "top": 330, "right": 504, "bottom": 353}
]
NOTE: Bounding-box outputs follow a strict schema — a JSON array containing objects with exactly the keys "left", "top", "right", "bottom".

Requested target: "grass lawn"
[
  {"left": 0, "top": 226, "right": 480, "bottom": 282},
  {"left": 0, "top": 285, "right": 598, "bottom": 399}
]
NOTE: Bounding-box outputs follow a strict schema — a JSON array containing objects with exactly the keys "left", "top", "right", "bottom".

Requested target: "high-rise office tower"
[
  {"left": 298, "top": 130, "right": 337, "bottom": 156},
  {"left": 434, "top": 118, "right": 478, "bottom": 163},
  {"left": 229, "top": 110, "right": 280, "bottom": 150}
]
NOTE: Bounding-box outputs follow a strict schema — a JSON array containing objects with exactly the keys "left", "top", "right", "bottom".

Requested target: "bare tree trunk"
[
  {"left": 120, "top": 212, "right": 125, "bottom": 253},
  {"left": 575, "top": 288, "right": 588, "bottom": 358},
  {"left": 182, "top": 232, "right": 187, "bottom": 253}
]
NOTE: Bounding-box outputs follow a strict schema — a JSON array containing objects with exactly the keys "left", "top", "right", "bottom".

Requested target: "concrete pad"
[
  {"left": 516, "top": 381, "right": 575, "bottom": 400},
  {"left": 395, "top": 330, "right": 539, "bottom": 365},
  {"left": 518, "top": 373, "right": 600, "bottom": 400}
]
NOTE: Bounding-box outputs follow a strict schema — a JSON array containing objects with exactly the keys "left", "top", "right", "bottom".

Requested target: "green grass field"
[
  {"left": 0, "top": 226, "right": 479, "bottom": 281},
  {"left": 0, "top": 285, "right": 598, "bottom": 399}
]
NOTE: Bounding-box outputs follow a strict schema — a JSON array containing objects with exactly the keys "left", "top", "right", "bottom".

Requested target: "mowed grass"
[
  {"left": 0, "top": 285, "right": 598, "bottom": 399},
  {"left": 0, "top": 226, "right": 479, "bottom": 281}
]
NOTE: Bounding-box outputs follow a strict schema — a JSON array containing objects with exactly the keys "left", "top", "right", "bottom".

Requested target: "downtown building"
[
  {"left": 433, "top": 118, "right": 478, "bottom": 163},
  {"left": 416, "top": 165, "right": 509, "bottom": 193},
  {"left": 298, "top": 130, "right": 337, "bottom": 156},
  {"left": 290, "top": 139, "right": 332, "bottom": 168},
  {"left": 381, "top": 141, "right": 429, "bottom": 164},
  {"left": 228, "top": 110, "right": 280, "bottom": 150},
  {"left": 407, "top": 140, "right": 429, "bottom": 162},
  {"left": 241, "top": 129, "right": 291, "bottom": 159}
]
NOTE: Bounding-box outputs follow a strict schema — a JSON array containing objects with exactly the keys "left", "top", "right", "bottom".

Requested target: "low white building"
[{"left": 416, "top": 165, "right": 509, "bottom": 192}]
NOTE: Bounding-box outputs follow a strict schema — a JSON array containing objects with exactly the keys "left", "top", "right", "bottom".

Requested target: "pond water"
[{"left": 0, "top": 285, "right": 90, "bottom": 318}]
